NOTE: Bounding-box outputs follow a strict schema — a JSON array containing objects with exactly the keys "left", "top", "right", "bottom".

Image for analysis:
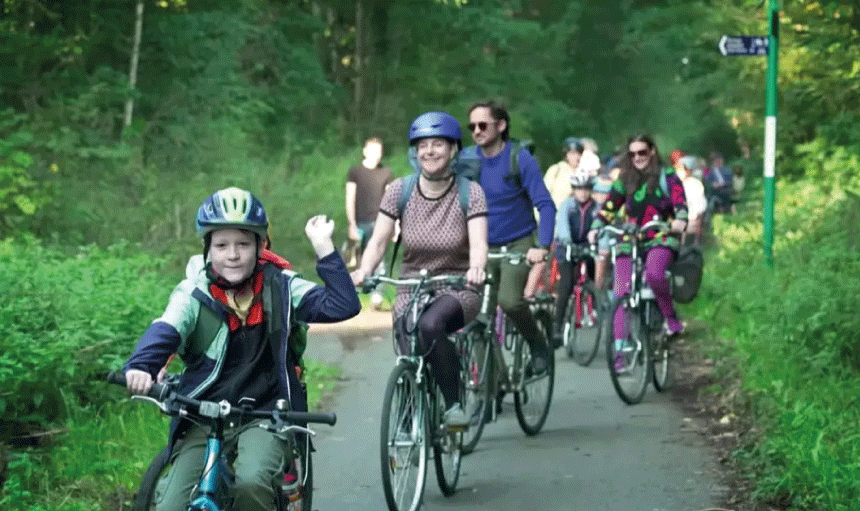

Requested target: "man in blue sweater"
[{"left": 465, "top": 100, "right": 556, "bottom": 372}]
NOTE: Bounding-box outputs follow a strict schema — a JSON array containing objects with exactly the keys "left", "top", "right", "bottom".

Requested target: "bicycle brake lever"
[
  {"left": 131, "top": 395, "right": 170, "bottom": 414},
  {"left": 269, "top": 424, "right": 317, "bottom": 436}
]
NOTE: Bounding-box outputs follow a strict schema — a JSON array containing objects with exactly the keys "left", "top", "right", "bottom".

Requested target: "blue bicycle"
[{"left": 107, "top": 371, "right": 335, "bottom": 511}]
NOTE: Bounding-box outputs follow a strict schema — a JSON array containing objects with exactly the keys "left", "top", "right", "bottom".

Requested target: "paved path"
[{"left": 305, "top": 311, "right": 725, "bottom": 510}]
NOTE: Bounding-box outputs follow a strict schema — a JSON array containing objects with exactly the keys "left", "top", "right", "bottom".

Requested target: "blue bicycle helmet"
[
  {"left": 196, "top": 187, "right": 269, "bottom": 240},
  {"left": 408, "top": 111, "right": 462, "bottom": 149}
]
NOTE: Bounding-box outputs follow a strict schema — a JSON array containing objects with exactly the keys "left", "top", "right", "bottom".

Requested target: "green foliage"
[
  {"left": 682, "top": 152, "right": 860, "bottom": 508},
  {"left": 0, "top": 236, "right": 172, "bottom": 431}
]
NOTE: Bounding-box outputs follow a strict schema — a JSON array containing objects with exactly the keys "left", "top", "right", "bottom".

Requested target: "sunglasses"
[
  {"left": 468, "top": 121, "right": 497, "bottom": 132},
  {"left": 628, "top": 148, "right": 651, "bottom": 158}
]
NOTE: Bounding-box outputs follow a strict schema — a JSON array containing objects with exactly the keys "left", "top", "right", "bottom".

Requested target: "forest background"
[{"left": 1, "top": 0, "right": 859, "bottom": 509}]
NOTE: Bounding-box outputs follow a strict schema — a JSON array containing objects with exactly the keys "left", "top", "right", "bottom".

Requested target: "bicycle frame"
[
  {"left": 107, "top": 373, "right": 333, "bottom": 511},
  {"left": 478, "top": 249, "right": 549, "bottom": 418},
  {"left": 564, "top": 243, "right": 597, "bottom": 328}
]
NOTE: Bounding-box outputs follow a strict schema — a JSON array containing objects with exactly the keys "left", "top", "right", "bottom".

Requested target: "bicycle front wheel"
[
  {"left": 458, "top": 326, "right": 492, "bottom": 455},
  {"left": 565, "top": 282, "right": 602, "bottom": 366},
  {"left": 606, "top": 295, "right": 651, "bottom": 405},
  {"left": 646, "top": 300, "right": 673, "bottom": 392},
  {"left": 133, "top": 447, "right": 170, "bottom": 511},
  {"left": 278, "top": 435, "right": 313, "bottom": 511},
  {"left": 431, "top": 382, "right": 461, "bottom": 497},
  {"left": 514, "top": 309, "right": 555, "bottom": 436},
  {"left": 380, "top": 362, "right": 428, "bottom": 511}
]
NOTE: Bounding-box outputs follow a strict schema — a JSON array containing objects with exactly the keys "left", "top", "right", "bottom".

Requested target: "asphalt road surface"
[{"left": 305, "top": 313, "right": 725, "bottom": 511}]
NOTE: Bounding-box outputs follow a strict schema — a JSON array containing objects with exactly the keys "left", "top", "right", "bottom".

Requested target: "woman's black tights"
[{"left": 416, "top": 295, "right": 465, "bottom": 409}]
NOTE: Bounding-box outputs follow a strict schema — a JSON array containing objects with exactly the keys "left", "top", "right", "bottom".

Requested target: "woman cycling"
[
  {"left": 351, "top": 111, "right": 488, "bottom": 427},
  {"left": 587, "top": 134, "right": 688, "bottom": 371}
]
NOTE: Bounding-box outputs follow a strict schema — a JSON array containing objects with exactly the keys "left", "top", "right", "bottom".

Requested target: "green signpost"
[
  {"left": 719, "top": 2, "right": 779, "bottom": 265},
  {"left": 763, "top": 0, "right": 779, "bottom": 266}
]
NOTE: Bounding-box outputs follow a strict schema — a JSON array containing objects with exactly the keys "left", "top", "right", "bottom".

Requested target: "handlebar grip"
[
  {"left": 107, "top": 370, "right": 126, "bottom": 386},
  {"left": 106, "top": 370, "right": 170, "bottom": 401},
  {"left": 285, "top": 411, "right": 337, "bottom": 426},
  {"left": 360, "top": 278, "right": 376, "bottom": 294}
]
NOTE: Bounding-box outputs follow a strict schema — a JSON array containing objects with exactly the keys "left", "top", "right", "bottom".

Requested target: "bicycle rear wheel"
[
  {"left": 133, "top": 447, "right": 170, "bottom": 511},
  {"left": 431, "top": 382, "right": 462, "bottom": 496},
  {"left": 514, "top": 309, "right": 555, "bottom": 436},
  {"left": 606, "top": 295, "right": 651, "bottom": 405},
  {"left": 380, "top": 362, "right": 428, "bottom": 511},
  {"left": 458, "top": 325, "right": 492, "bottom": 455},
  {"left": 565, "top": 282, "right": 602, "bottom": 366}
]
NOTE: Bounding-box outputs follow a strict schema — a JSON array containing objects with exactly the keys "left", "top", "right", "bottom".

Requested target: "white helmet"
[{"left": 569, "top": 172, "right": 594, "bottom": 188}]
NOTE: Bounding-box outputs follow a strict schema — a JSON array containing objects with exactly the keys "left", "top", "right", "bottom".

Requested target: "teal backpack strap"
[
  {"left": 390, "top": 173, "right": 419, "bottom": 276},
  {"left": 456, "top": 175, "right": 470, "bottom": 215},
  {"left": 660, "top": 168, "right": 668, "bottom": 196},
  {"left": 186, "top": 297, "right": 222, "bottom": 361},
  {"left": 397, "top": 173, "right": 419, "bottom": 218},
  {"left": 262, "top": 264, "right": 307, "bottom": 367},
  {"left": 507, "top": 138, "right": 536, "bottom": 188}
]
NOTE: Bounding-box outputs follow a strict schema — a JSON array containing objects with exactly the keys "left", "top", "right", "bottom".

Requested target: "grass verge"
[{"left": 677, "top": 179, "right": 860, "bottom": 510}]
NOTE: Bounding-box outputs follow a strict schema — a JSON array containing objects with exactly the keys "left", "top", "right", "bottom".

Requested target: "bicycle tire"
[
  {"left": 279, "top": 436, "right": 313, "bottom": 511},
  {"left": 459, "top": 326, "right": 492, "bottom": 455},
  {"left": 514, "top": 309, "right": 555, "bottom": 436},
  {"left": 133, "top": 447, "right": 170, "bottom": 511},
  {"left": 566, "top": 282, "right": 602, "bottom": 367},
  {"left": 646, "top": 301, "right": 673, "bottom": 392},
  {"left": 431, "top": 382, "right": 461, "bottom": 497},
  {"left": 380, "top": 362, "right": 428, "bottom": 511},
  {"left": 606, "top": 295, "right": 652, "bottom": 405}
]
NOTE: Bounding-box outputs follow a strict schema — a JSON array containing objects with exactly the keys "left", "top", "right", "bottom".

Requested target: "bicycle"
[
  {"left": 457, "top": 248, "right": 554, "bottom": 455},
  {"left": 107, "top": 371, "right": 335, "bottom": 511},
  {"left": 602, "top": 219, "right": 676, "bottom": 405},
  {"left": 361, "top": 271, "right": 470, "bottom": 511},
  {"left": 558, "top": 243, "right": 605, "bottom": 366}
]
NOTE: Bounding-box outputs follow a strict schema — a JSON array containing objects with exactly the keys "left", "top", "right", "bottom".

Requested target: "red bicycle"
[{"left": 559, "top": 243, "right": 605, "bottom": 366}]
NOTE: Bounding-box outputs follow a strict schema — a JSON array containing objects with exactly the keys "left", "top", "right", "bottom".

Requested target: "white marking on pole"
[{"left": 764, "top": 116, "right": 776, "bottom": 178}]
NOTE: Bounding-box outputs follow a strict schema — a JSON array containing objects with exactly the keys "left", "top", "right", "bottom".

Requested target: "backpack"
[
  {"left": 670, "top": 245, "right": 704, "bottom": 303},
  {"left": 454, "top": 138, "right": 536, "bottom": 188}
]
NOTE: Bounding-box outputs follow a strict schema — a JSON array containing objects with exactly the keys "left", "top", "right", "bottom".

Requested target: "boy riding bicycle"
[
  {"left": 551, "top": 172, "right": 599, "bottom": 349},
  {"left": 122, "top": 187, "right": 360, "bottom": 511}
]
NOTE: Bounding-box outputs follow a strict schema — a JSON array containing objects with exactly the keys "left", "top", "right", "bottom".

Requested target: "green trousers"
[
  {"left": 156, "top": 420, "right": 289, "bottom": 511},
  {"left": 487, "top": 234, "right": 547, "bottom": 348}
]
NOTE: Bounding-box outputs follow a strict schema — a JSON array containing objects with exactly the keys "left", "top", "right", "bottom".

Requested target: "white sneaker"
[{"left": 443, "top": 404, "right": 468, "bottom": 428}]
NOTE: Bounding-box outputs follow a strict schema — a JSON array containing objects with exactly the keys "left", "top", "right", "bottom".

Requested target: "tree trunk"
[
  {"left": 123, "top": 0, "right": 144, "bottom": 137},
  {"left": 352, "top": 0, "right": 364, "bottom": 142}
]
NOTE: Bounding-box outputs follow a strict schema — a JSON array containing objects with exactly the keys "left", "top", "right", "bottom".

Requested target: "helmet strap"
[{"left": 420, "top": 170, "right": 453, "bottom": 182}]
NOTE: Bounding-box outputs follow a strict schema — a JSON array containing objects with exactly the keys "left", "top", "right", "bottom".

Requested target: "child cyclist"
[
  {"left": 122, "top": 187, "right": 360, "bottom": 511},
  {"left": 551, "top": 172, "right": 600, "bottom": 348}
]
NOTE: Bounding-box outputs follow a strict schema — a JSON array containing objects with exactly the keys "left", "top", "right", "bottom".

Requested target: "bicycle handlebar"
[
  {"left": 562, "top": 243, "right": 598, "bottom": 261},
  {"left": 361, "top": 272, "right": 467, "bottom": 294},
  {"left": 601, "top": 218, "right": 672, "bottom": 238},
  {"left": 107, "top": 371, "right": 337, "bottom": 426}
]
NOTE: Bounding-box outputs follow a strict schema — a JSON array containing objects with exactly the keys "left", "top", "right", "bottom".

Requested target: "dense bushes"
[
  {"left": 685, "top": 178, "right": 860, "bottom": 509},
  {"left": 0, "top": 236, "right": 173, "bottom": 434}
]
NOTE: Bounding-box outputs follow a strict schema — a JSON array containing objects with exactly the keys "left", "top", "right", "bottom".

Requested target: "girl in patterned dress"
[{"left": 351, "top": 112, "right": 488, "bottom": 427}]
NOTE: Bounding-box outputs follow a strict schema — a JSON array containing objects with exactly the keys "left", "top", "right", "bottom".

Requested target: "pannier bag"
[{"left": 670, "top": 246, "right": 704, "bottom": 303}]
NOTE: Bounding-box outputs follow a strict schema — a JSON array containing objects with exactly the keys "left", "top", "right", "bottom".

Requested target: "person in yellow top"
[{"left": 543, "top": 137, "right": 584, "bottom": 207}]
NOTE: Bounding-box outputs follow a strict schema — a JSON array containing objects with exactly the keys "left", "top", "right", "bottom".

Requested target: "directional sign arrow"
[{"left": 719, "top": 35, "right": 769, "bottom": 56}]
